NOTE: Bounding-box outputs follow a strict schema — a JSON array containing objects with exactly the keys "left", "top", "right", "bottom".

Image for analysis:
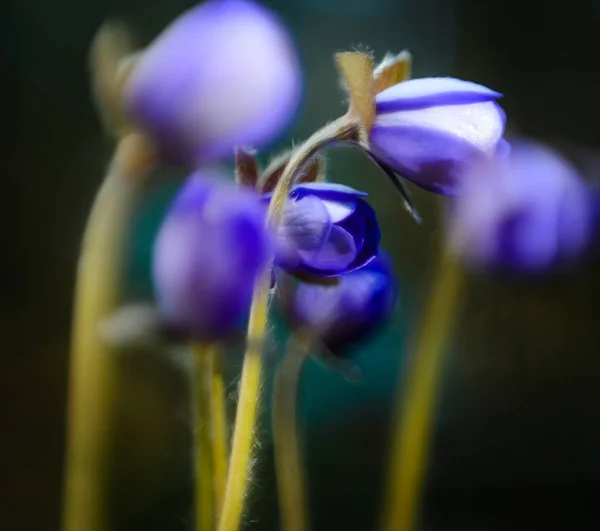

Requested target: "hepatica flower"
[
  {"left": 153, "top": 173, "right": 270, "bottom": 340},
  {"left": 125, "top": 0, "right": 301, "bottom": 165},
  {"left": 369, "top": 77, "right": 506, "bottom": 195},
  {"left": 278, "top": 253, "right": 398, "bottom": 354},
  {"left": 448, "top": 140, "right": 596, "bottom": 274},
  {"left": 271, "top": 183, "right": 380, "bottom": 277}
]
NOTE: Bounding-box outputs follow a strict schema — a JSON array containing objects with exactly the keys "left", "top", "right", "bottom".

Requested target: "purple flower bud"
[
  {"left": 447, "top": 140, "right": 596, "bottom": 274},
  {"left": 153, "top": 173, "right": 270, "bottom": 340},
  {"left": 270, "top": 182, "right": 380, "bottom": 277},
  {"left": 277, "top": 253, "right": 398, "bottom": 354},
  {"left": 125, "top": 0, "right": 302, "bottom": 165},
  {"left": 369, "top": 77, "right": 506, "bottom": 195}
]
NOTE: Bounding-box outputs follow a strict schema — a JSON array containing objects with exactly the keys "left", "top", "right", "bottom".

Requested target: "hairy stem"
[
  {"left": 192, "top": 343, "right": 216, "bottom": 531},
  {"left": 383, "top": 252, "right": 465, "bottom": 531},
  {"left": 267, "top": 116, "right": 362, "bottom": 224},
  {"left": 217, "top": 273, "right": 269, "bottom": 531},
  {"left": 273, "top": 337, "right": 309, "bottom": 531},
  {"left": 217, "top": 116, "right": 357, "bottom": 531},
  {"left": 208, "top": 346, "right": 229, "bottom": 516},
  {"left": 63, "top": 134, "right": 151, "bottom": 531}
]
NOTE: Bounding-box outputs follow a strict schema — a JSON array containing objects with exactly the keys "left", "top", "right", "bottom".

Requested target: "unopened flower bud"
[
  {"left": 125, "top": 0, "right": 302, "bottom": 165},
  {"left": 153, "top": 173, "right": 270, "bottom": 340}
]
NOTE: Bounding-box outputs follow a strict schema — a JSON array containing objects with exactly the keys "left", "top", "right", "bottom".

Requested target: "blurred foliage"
[{"left": 3, "top": 0, "right": 600, "bottom": 530}]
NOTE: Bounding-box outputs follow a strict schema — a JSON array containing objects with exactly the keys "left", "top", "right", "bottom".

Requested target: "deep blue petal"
[
  {"left": 347, "top": 199, "right": 380, "bottom": 271},
  {"left": 277, "top": 252, "right": 398, "bottom": 354}
]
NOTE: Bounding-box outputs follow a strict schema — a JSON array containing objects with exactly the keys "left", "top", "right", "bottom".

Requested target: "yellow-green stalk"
[{"left": 382, "top": 252, "right": 465, "bottom": 531}]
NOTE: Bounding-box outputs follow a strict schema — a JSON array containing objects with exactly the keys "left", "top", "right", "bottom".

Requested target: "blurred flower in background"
[
  {"left": 125, "top": 0, "right": 302, "bottom": 166},
  {"left": 153, "top": 173, "right": 270, "bottom": 340},
  {"left": 369, "top": 77, "right": 506, "bottom": 195},
  {"left": 277, "top": 252, "right": 398, "bottom": 355},
  {"left": 271, "top": 183, "right": 380, "bottom": 277},
  {"left": 447, "top": 140, "right": 597, "bottom": 274}
]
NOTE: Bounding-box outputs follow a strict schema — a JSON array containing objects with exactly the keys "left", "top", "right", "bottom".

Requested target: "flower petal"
[
  {"left": 337, "top": 205, "right": 366, "bottom": 253},
  {"left": 374, "top": 100, "right": 505, "bottom": 153},
  {"left": 347, "top": 199, "right": 380, "bottom": 270},
  {"left": 276, "top": 195, "right": 331, "bottom": 268},
  {"left": 321, "top": 199, "right": 356, "bottom": 223},
  {"left": 370, "top": 101, "right": 505, "bottom": 195},
  {"left": 298, "top": 225, "right": 357, "bottom": 272},
  {"left": 369, "top": 125, "right": 481, "bottom": 195},
  {"left": 376, "top": 77, "right": 502, "bottom": 113},
  {"left": 292, "top": 182, "right": 368, "bottom": 198}
]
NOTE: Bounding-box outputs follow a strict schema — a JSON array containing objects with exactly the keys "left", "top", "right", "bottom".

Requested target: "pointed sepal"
[
  {"left": 235, "top": 147, "right": 260, "bottom": 189},
  {"left": 373, "top": 50, "right": 412, "bottom": 94}
]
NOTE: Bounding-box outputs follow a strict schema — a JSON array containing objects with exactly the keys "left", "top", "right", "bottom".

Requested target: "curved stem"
[
  {"left": 267, "top": 116, "right": 362, "bottom": 225},
  {"left": 63, "top": 134, "right": 151, "bottom": 531},
  {"left": 383, "top": 252, "right": 465, "bottom": 531},
  {"left": 273, "top": 337, "right": 309, "bottom": 531},
  {"left": 218, "top": 116, "right": 356, "bottom": 531},
  {"left": 217, "top": 274, "right": 270, "bottom": 531},
  {"left": 192, "top": 343, "right": 216, "bottom": 531},
  {"left": 208, "top": 346, "right": 229, "bottom": 516}
]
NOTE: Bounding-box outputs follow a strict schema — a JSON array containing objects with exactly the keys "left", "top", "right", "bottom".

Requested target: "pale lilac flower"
[
  {"left": 448, "top": 140, "right": 596, "bottom": 274},
  {"left": 153, "top": 172, "right": 270, "bottom": 340},
  {"left": 369, "top": 77, "right": 506, "bottom": 195},
  {"left": 125, "top": 0, "right": 302, "bottom": 165}
]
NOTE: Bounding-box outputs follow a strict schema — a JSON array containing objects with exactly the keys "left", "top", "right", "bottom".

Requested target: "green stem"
[
  {"left": 208, "top": 346, "right": 229, "bottom": 517},
  {"left": 217, "top": 116, "right": 356, "bottom": 531},
  {"left": 217, "top": 273, "right": 269, "bottom": 531},
  {"left": 273, "top": 337, "right": 309, "bottom": 531},
  {"left": 192, "top": 343, "right": 216, "bottom": 531},
  {"left": 63, "top": 134, "right": 150, "bottom": 531},
  {"left": 382, "top": 252, "right": 465, "bottom": 531}
]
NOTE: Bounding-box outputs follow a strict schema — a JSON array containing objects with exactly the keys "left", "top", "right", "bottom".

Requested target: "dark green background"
[{"left": 3, "top": 0, "right": 600, "bottom": 529}]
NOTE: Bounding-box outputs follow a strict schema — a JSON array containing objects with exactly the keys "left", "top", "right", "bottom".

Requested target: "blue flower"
[
  {"left": 125, "top": 0, "right": 302, "bottom": 165},
  {"left": 277, "top": 252, "right": 398, "bottom": 354},
  {"left": 153, "top": 172, "right": 270, "bottom": 340},
  {"left": 369, "top": 77, "right": 506, "bottom": 196},
  {"left": 270, "top": 182, "right": 380, "bottom": 277},
  {"left": 447, "top": 140, "right": 596, "bottom": 274}
]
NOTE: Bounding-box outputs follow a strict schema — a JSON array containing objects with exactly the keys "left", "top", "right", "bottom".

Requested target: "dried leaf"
[
  {"left": 235, "top": 148, "right": 260, "bottom": 188},
  {"left": 90, "top": 22, "right": 138, "bottom": 136},
  {"left": 259, "top": 150, "right": 328, "bottom": 192},
  {"left": 259, "top": 150, "right": 292, "bottom": 193},
  {"left": 336, "top": 52, "right": 376, "bottom": 132},
  {"left": 298, "top": 154, "right": 327, "bottom": 184},
  {"left": 373, "top": 50, "right": 412, "bottom": 94}
]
